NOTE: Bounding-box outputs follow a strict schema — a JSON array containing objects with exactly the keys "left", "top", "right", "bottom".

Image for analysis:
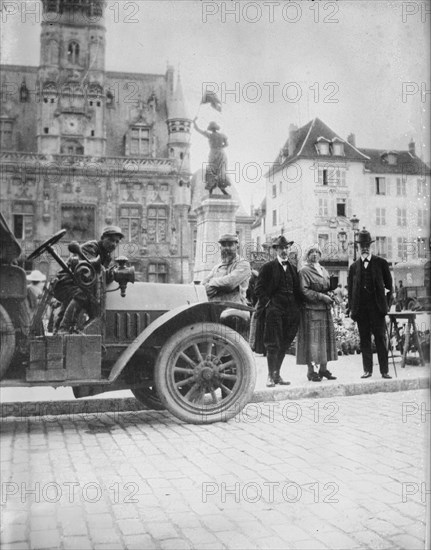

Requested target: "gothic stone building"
[{"left": 0, "top": 0, "right": 195, "bottom": 283}]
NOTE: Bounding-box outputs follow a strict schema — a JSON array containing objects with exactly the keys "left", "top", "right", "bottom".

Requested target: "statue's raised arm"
[{"left": 192, "top": 117, "right": 208, "bottom": 138}]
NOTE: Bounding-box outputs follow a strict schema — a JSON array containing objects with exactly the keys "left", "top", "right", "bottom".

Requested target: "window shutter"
[
  {"left": 385, "top": 177, "right": 390, "bottom": 196},
  {"left": 329, "top": 197, "right": 335, "bottom": 217},
  {"left": 370, "top": 176, "right": 375, "bottom": 194},
  {"left": 347, "top": 198, "right": 352, "bottom": 218},
  {"left": 387, "top": 237, "right": 392, "bottom": 260}
]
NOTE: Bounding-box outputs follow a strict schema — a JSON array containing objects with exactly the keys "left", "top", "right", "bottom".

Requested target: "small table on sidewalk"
[{"left": 387, "top": 311, "right": 426, "bottom": 368}]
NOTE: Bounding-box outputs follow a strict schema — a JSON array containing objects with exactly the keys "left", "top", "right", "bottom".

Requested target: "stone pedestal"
[{"left": 193, "top": 197, "right": 239, "bottom": 282}]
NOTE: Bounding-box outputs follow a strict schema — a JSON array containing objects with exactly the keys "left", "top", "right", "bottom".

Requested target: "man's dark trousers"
[
  {"left": 264, "top": 298, "right": 300, "bottom": 376},
  {"left": 357, "top": 293, "right": 388, "bottom": 375}
]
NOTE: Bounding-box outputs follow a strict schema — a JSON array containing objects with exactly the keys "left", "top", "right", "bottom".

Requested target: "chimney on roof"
[
  {"left": 408, "top": 138, "right": 415, "bottom": 155},
  {"left": 347, "top": 133, "right": 356, "bottom": 147}
]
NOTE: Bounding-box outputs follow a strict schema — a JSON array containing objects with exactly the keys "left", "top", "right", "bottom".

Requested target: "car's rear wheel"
[
  {"left": 0, "top": 304, "right": 15, "bottom": 379},
  {"left": 154, "top": 323, "right": 256, "bottom": 424},
  {"left": 131, "top": 386, "right": 165, "bottom": 411}
]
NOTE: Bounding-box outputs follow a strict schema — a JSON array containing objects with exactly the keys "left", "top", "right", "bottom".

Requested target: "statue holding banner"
[{"left": 193, "top": 117, "right": 231, "bottom": 196}]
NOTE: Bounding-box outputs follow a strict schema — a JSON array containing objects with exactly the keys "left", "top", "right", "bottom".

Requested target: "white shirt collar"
[
  {"left": 361, "top": 253, "right": 372, "bottom": 262},
  {"left": 277, "top": 256, "right": 288, "bottom": 267}
]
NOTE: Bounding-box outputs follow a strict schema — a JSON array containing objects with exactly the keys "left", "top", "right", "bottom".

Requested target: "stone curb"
[
  {"left": 1, "top": 376, "right": 429, "bottom": 419},
  {"left": 250, "top": 376, "right": 430, "bottom": 403}
]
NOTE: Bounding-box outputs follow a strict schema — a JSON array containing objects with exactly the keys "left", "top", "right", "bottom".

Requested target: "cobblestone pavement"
[{"left": 1, "top": 390, "right": 429, "bottom": 549}]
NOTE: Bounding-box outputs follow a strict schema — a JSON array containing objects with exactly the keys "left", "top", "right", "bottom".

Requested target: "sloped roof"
[
  {"left": 359, "top": 148, "right": 430, "bottom": 175},
  {"left": 267, "top": 117, "right": 369, "bottom": 178}
]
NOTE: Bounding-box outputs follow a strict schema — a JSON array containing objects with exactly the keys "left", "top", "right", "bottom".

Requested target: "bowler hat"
[
  {"left": 218, "top": 233, "right": 238, "bottom": 244},
  {"left": 101, "top": 225, "right": 124, "bottom": 239},
  {"left": 272, "top": 235, "right": 294, "bottom": 248},
  {"left": 27, "top": 269, "right": 46, "bottom": 282},
  {"left": 357, "top": 229, "right": 374, "bottom": 245}
]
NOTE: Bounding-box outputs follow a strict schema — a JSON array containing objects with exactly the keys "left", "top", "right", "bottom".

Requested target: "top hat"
[
  {"left": 218, "top": 233, "right": 239, "bottom": 244},
  {"left": 27, "top": 269, "right": 46, "bottom": 282},
  {"left": 101, "top": 225, "right": 124, "bottom": 239},
  {"left": 357, "top": 229, "right": 374, "bottom": 245},
  {"left": 207, "top": 121, "right": 220, "bottom": 131},
  {"left": 272, "top": 235, "right": 294, "bottom": 248}
]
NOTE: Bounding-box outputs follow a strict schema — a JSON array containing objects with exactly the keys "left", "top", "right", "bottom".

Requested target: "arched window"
[{"left": 67, "top": 41, "right": 80, "bottom": 64}]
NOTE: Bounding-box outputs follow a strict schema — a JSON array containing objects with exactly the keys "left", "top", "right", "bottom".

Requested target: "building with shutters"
[{"left": 252, "top": 117, "right": 430, "bottom": 284}]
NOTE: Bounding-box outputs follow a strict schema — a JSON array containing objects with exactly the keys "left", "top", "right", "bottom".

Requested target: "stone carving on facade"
[
  {"left": 42, "top": 193, "right": 51, "bottom": 222},
  {"left": 105, "top": 192, "right": 113, "bottom": 224},
  {"left": 129, "top": 96, "right": 156, "bottom": 127},
  {"left": 13, "top": 178, "right": 35, "bottom": 199}
]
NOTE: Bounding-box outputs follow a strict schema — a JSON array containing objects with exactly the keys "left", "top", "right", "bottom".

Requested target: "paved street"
[{"left": 1, "top": 389, "right": 429, "bottom": 549}]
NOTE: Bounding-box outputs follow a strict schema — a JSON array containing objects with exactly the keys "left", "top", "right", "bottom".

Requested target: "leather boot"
[
  {"left": 266, "top": 350, "right": 277, "bottom": 387},
  {"left": 307, "top": 362, "right": 321, "bottom": 382},
  {"left": 58, "top": 299, "right": 81, "bottom": 333},
  {"left": 273, "top": 350, "right": 290, "bottom": 385}
]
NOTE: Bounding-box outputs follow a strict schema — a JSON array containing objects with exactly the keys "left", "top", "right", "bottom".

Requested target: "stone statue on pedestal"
[{"left": 193, "top": 118, "right": 231, "bottom": 197}]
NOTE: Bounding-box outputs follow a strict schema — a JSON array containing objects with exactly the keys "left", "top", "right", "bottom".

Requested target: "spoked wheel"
[
  {"left": 131, "top": 386, "right": 165, "bottom": 411},
  {"left": 154, "top": 323, "right": 256, "bottom": 424},
  {"left": 0, "top": 304, "right": 15, "bottom": 379}
]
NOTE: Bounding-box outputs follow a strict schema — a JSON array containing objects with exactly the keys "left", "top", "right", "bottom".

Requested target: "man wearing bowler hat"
[
  {"left": 348, "top": 229, "right": 393, "bottom": 379},
  {"left": 53, "top": 225, "right": 124, "bottom": 333},
  {"left": 254, "top": 235, "right": 302, "bottom": 387},
  {"left": 202, "top": 233, "right": 251, "bottom": 303}
]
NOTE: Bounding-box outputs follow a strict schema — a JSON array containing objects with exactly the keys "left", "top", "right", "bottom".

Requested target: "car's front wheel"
[{"left": 154, "top": 323, "right": 256, "bottom": 424}]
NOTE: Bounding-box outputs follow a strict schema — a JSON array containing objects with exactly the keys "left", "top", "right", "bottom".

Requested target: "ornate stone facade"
[{"left": 0, "top": 0, "right": 195, "bottom": 283}]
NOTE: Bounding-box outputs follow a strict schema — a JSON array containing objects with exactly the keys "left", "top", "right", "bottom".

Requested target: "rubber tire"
[
  {"left": 131, "top": 387, "right": 165, "bottom": 411},
  {"left": 0, "top": 304, "right": 15, "bottom": 379},
  {"left": 154, "top": 323, "right": 256, "bottom": 424}
]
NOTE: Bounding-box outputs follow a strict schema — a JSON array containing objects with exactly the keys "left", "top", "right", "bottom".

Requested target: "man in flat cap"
[
  {"left": 254, "top": 235, "right": 302, "bottom": 387},
  {"left": 53, "top": 225, "right": 124, "bottom": 332},
  {"left": 348, "top": 229, "right": 393, "bottom": 379},
  {"left": 202, "top": 233, "right": 251, "bottom": 303}
]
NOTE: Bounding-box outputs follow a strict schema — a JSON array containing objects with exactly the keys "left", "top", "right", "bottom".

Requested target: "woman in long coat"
[{"left": 296, "top": 246, "right": 338, "bottom": 381}]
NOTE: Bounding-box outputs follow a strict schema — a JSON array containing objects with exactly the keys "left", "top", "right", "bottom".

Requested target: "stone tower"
[
  {"left": 166, "top": 73, "right": 192, "bottom": 282},
  {"left": 37, "top": 0, "right": 106, "bottom": 156},
  {"left": 167, "top": 74, "right": 191, "bottom": 183}
]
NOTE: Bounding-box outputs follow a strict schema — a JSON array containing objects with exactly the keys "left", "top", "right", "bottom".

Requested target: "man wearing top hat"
[
  {"left": 348, "top": 229, "right": 393, "bottom": 379},
  {"left": 202, "top": 233, "right": 251, "bottom": 304},
  {"left": 254, "top": 235, "right": 302, "bottom": 387},
  {"left": 53, "top": 225, "right": 124, "bottom": 333}
]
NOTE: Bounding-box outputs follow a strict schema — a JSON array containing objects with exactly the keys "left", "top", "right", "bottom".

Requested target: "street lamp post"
[
  {"left": 337, "top": 215, "right": 360, "bottom": 264},
  {"left": 350, "top": 214, "right": 360, "bottom": 261}
]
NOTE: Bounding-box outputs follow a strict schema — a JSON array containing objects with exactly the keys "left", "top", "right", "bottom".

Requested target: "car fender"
[{"left": 108, "top": 301, "right": 253, "bottom": 383}]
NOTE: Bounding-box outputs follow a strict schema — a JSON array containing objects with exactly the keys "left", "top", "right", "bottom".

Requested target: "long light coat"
[{"left": 296, "top": 263, "right": 338, "bottom": 365}]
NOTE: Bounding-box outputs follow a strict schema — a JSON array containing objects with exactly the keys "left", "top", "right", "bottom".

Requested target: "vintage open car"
[{"left": 0, "top": 213, "right": 255, "bottom": 424}]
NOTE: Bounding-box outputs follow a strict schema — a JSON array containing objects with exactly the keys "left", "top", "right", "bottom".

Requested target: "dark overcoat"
[
  {"left": 251, "top": 259, "right": 301, "bottom": 353},
  {"left": 347, "top": 255, "right": 393, "bottom": 321}
]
